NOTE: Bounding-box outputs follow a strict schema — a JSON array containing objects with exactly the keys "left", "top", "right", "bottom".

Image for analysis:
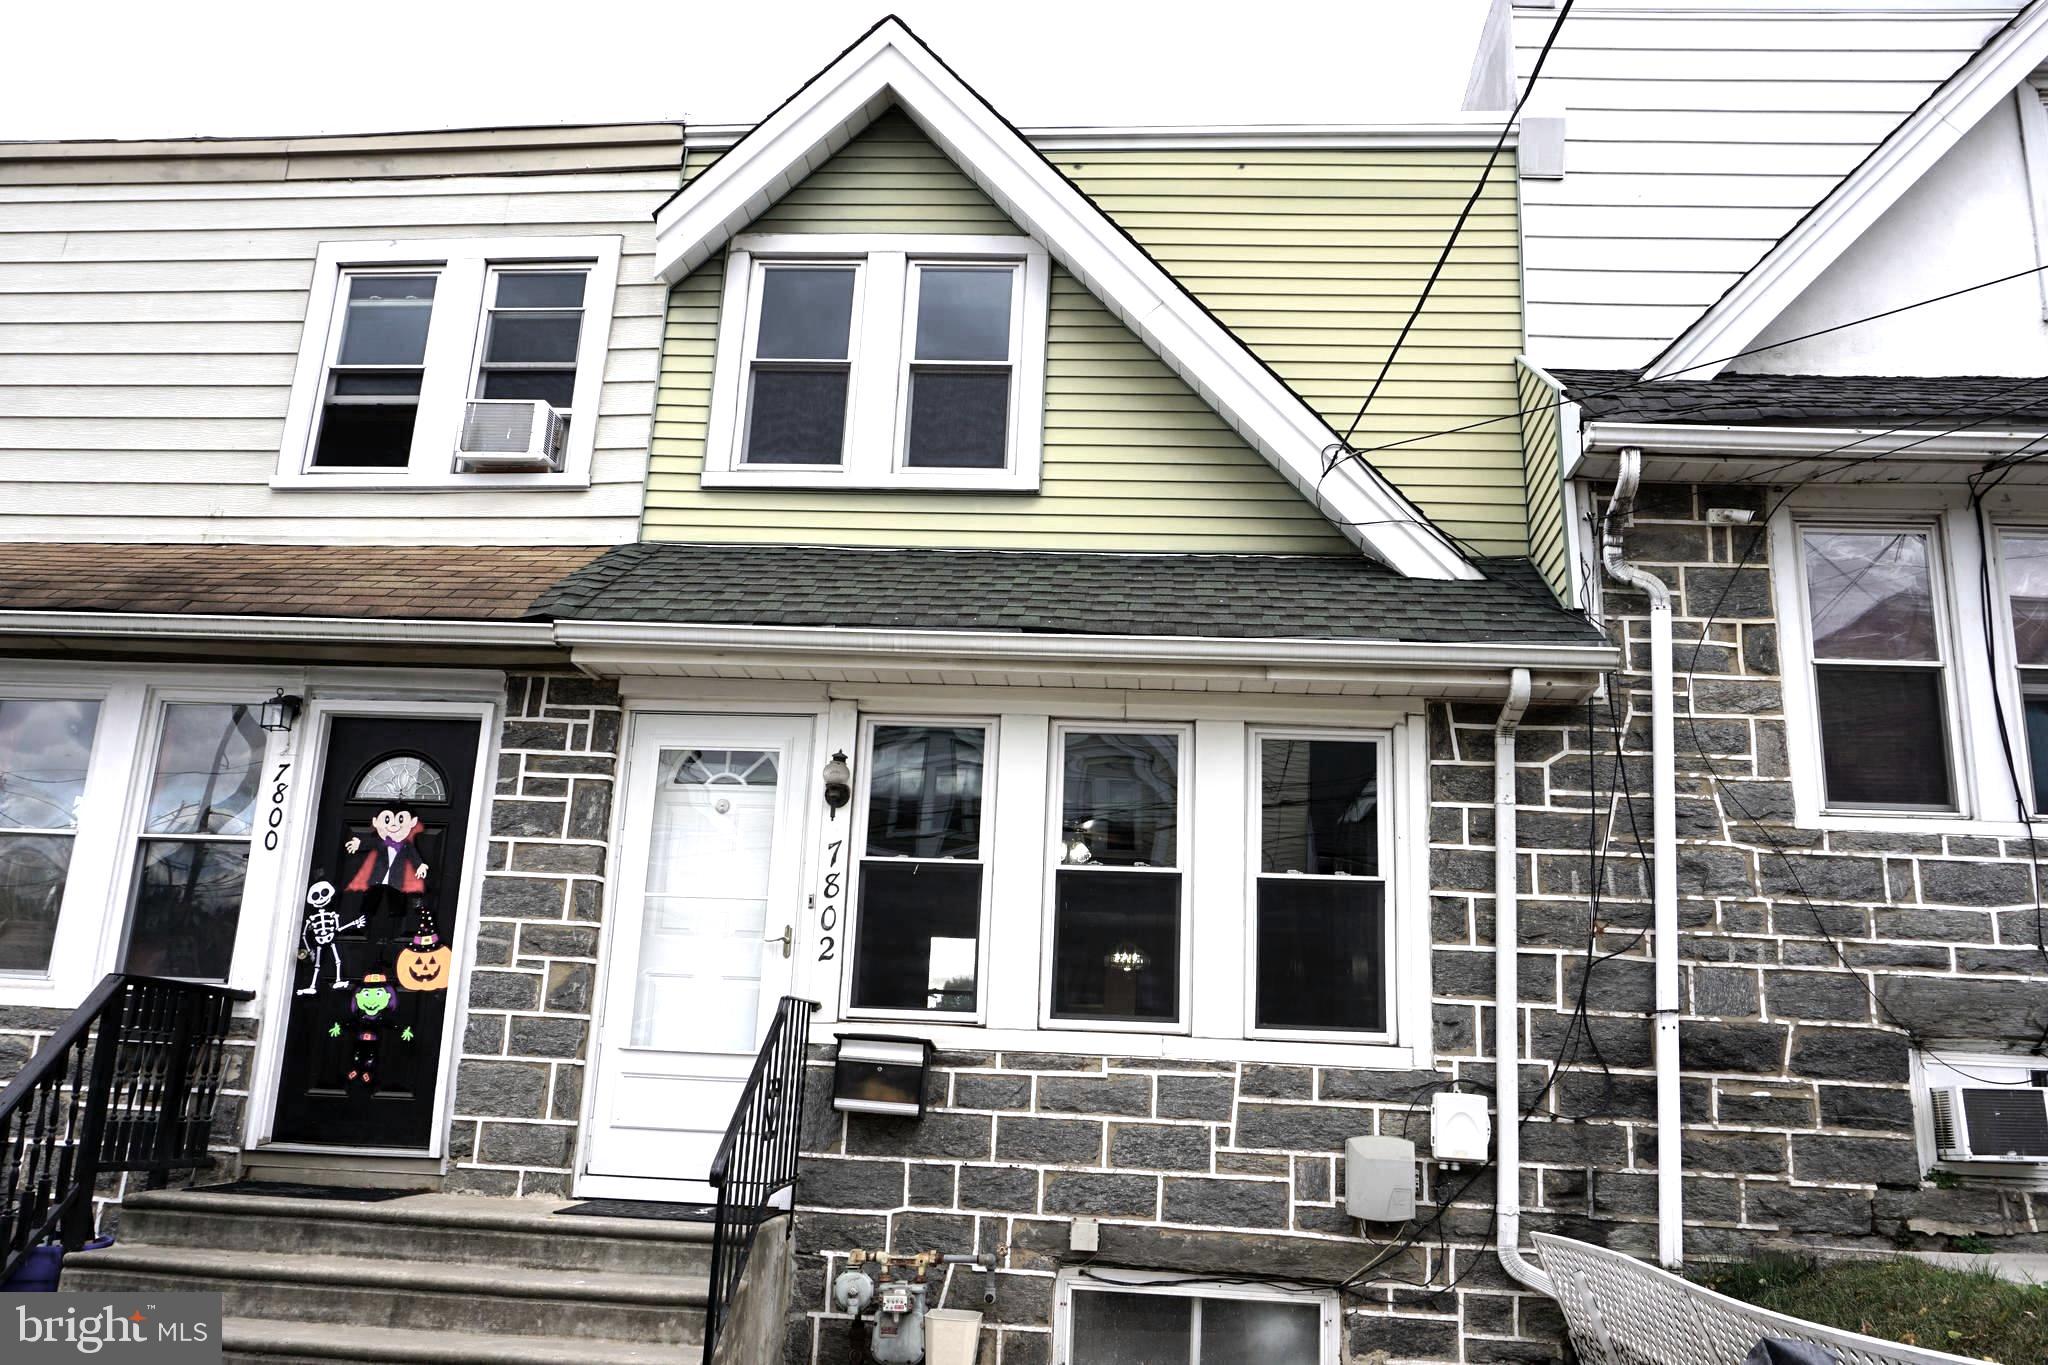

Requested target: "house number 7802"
[
  {"left": 263, "top": 762, "right": 290, "bottom": 851},
  {"left": 817, "top": 838, "right": 842, "bottom": 961}
]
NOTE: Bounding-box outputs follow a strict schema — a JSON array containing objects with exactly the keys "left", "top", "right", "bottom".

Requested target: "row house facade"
[{"left": 2, "top": 7, "right": 2045, "bottom": 1364}]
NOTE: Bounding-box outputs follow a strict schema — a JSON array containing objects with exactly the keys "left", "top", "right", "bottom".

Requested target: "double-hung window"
[
  {"left": 1048, "top": 727, "right": 1187, "bottom": 1027},
  {"left": 280, "top": 237, "right": 620, "bottom": 487},
  {"left": 0, "top": 698, "right": 103, "bottom": 975},
  {"left": 2003, "top": 531, "right": 2048, "bottom": 813},
  {"left": 1797, "top": 526, "right": 1957, "bottom": 812},
  {"left": 122, "top": 702, "right": 265, "bottom": 981},
  {"left": 1251, "top": 732, "right": 1390, "bottom": 1038},
  {"left": 706, "top": 234, "right": 1049, "bottom": 490},
  {"left": 847, "top": 722, "right": 992, "bottom": 1017}
]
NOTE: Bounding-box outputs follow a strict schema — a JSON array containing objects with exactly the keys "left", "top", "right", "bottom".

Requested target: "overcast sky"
[{"left": 3, "top": 1, "right": 1496, "bottom": 142}]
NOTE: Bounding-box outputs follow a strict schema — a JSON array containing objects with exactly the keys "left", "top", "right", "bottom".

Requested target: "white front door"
[{"left": 582, "top": 714, "right": 811, "bottom": 1200}]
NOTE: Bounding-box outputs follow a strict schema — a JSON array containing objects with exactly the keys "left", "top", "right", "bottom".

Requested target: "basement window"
[
  {"left": 702, "top": 232, "right": 1049, "bottom": 491},
  {"left": 1054, "top": 1272, "right": 1338, "bottom": 1365}
]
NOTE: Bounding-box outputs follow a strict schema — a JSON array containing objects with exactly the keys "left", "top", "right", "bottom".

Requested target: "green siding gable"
[{"left": 649, "top": 112, "right": 1349, "bottom": 553}]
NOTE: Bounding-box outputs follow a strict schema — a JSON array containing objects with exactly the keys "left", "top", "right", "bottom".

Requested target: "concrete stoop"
[{"left": 65, "top": 1189, "right": 716, "bottom": 1364}]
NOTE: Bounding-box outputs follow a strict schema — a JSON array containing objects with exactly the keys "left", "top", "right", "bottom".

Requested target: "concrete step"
[
  {"left": 65, "top": 1244, "right": 707, "bottom": 1346},
  {"left": 118, "top": 1189, "right": 716, "bottom": 1277},
  {"left": 221, "top": 1318, "right": 679, "bottom": 1365}
]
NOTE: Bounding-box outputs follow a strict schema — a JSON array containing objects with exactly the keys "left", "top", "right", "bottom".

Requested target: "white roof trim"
[
  {"left": 1643, "top": 0, "right": 2048, "bottom": 382},
  {"left": 652, "top": 18, "right": 1479, "bottom": 582},
  {"left": 683, "top": 120, "right": 1523, "bottom": 153}
]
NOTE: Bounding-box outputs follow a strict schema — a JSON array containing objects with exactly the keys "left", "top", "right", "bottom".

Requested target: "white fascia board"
[
  {"left": 1644, "top": 2, "right": 2048, "bottom": 381},
  {"left": 682, "top": 121, "right": 1522, "bottom": 154},
  {"left": 554, "top": 618, "right": 1617, "bottom": 676},
  {"left": 0, "top": 611, "right": 554, "bottom": 648},
  {"left": 1582, "top": 420, "right": 2048, "bottom": 458},
  {"left": 654, "top": 21, "right": 1479, "bottom": 582}
]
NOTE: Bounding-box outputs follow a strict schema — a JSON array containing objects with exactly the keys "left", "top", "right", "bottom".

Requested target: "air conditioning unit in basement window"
[
  {"left": 457, "top": 399, "right": 566, "bottom": 472},
  {"left": 1930, "top": 1080, "right": 2048, "bottom": 1163}
]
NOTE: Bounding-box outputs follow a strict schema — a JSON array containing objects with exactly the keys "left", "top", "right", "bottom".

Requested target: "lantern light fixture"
[
  {"left": 258, "top": 689, "right": 305, "bottom": 733},
  {"left": 822, "top": 750, "right": 853, "bottom": 816}
]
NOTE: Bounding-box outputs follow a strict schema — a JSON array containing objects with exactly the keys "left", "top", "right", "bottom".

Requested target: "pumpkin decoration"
[{"left": 396, "top": 900, "right": 451, "bottom": 993}]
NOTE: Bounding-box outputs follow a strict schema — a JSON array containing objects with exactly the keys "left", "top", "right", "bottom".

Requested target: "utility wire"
[{"left": 1336, "top": 0, "right": 1576, "bottom": 447}]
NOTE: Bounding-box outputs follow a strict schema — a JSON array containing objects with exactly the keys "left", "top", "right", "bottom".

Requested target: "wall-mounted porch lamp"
[
  {"left": 257, "top": 689, "right": 305, "bottom": 733},
  {"left": 822, "top": 750, "right": 853, "bottom": 818},
  {"left": 832, "top": 1034, "right": 934, "bottom": 1118}
]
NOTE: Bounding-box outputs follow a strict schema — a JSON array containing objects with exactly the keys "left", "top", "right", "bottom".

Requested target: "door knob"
[{"left": 769, "top": 925, "right": 793, "bottom": 958}]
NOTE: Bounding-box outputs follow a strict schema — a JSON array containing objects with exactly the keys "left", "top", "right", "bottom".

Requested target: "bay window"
[
  {"left": 704, "top": 233, "right": 1049, "bottom": 490},
  {"left": 848, "top": 722, "right": 991, "bottom": 1017},
  {"left": 0, "top": 698, "right": 102, "bottom": 974},
  {"left": 1048, "top": 728, "right": 1186, "bottom": 1027},
  {"left": 1797, "top": 526, "right": 1957, "bottom": 812},
  {"left": 122, "top": 702, "right": 264, "bottom": 981},
  {"left": 1251, "top": 733, "right": 1389, "bottom": 1038}
]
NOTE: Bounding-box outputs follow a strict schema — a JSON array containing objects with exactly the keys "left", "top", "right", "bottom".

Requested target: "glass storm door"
[{"left": 585, "top": 714, "right": 810, "bottom": 1195}]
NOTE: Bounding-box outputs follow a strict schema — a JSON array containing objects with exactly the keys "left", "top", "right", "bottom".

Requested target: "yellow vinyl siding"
[
  {"left": 650, "top": 110, "right": 1526, "bottom": 554},
  {"left": 1516, "top": 357, "right": 1572, "bottom": 606}
]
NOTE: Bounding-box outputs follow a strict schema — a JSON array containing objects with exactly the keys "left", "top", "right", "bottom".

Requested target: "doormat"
[
  {"left": 554, "top": 1199, "right": 719, "bottom": 1222},
  {"left": 198, "top": 1180, "right": 417, "bottom": 1202}
]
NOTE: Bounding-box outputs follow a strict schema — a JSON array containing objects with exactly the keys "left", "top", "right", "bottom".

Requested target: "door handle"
[{"left": 769, "top": 925, "right": 792, "bottom": 959}]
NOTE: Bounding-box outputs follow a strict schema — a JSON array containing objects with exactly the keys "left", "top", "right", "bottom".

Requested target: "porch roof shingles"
[
  {"left": 531, "top": 544, "right": 1605, "bottom": 646},
  {"left": 0, "top": 544, "right": 605, "bottom": 620},
  {"left": 1552, "top": 369, "right": 2048, "bottom": 429}
]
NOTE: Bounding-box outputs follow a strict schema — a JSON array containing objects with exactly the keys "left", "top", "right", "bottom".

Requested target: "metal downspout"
[
  {"left": 1493, "top": 666, "right": 1554, "bottom": 1295},
  {"left": 1599, "top": 448, "right": 1684, "bottom": 1271}
]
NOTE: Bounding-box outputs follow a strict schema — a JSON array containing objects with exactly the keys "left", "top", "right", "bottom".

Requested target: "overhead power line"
[{"left": 1336, "top": 0, "right": 1577, "bottom": 447}]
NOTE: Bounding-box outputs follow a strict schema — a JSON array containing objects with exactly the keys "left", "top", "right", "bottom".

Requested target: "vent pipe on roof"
[{"left": 1600, "top": 448, "right": 1684, "bottom": 1271}]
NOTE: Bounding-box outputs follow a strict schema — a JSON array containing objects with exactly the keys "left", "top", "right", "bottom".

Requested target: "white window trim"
[
  {"left": 1052, "top": 1268, "right": 1341, "bottom": 1365},
  {"left": 1770, "top": 501, "right": 2037, "bottom": 834},
  {"left": 1040, "top": 721, "right": 1195, "bottom": 1034},
  {"left": 1243, "top": 726, "right": 1397, "bottom": 1045},
  {"left": 838, "top": 715, "right": 1000, "bottom": 1026},
  {"left": 701, "top": 232, "right": 1049, "bottom": 492},
  {"left": 1990, "top": 523, "right": 2048, "bottom": 819},
  {"left": 274, "top": 235, "right": 622, "bottom": 491}
]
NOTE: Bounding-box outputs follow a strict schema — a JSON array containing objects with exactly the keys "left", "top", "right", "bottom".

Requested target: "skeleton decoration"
[
  {"left": 344, "top": 970, "right": 399, "bottom": 1087},
  {"left": 395, "top": 897, "right": 451, "bottom": 993},
  {"left": 295, "top": 880, "right": 365, "bottom": 996}
]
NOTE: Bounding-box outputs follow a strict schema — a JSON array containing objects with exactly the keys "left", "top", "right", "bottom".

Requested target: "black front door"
[{"left": 271, "top": 716, "right": 479, "bottom": 1149}]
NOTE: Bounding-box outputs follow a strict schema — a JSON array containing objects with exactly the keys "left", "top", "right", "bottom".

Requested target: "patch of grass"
[{"left": 1696, "top": 1254, "right": 2048, "bottom": 1364}]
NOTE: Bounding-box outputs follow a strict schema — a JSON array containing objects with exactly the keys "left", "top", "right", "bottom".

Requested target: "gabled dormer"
[{"left": 643, "top": 17, "right": 1528, "bottom": 579}]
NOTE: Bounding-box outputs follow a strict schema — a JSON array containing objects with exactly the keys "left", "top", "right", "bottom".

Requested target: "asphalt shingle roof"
[
  {"left": 0, "top": 544, "right": 606, "bottom": 619},
  {"left": 1552, "top": 369, "right": 2048, "bottom": 429},
  {"left": 531, "top": 544, "right": 1607, "bottom": 646}
]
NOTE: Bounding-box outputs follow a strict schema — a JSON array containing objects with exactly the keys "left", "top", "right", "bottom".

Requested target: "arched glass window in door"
[{"left": 353, "top": 754, "right": 448, "bottom": 804}]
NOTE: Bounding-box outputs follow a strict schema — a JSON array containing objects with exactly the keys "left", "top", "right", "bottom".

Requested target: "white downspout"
[
  {"left": 1493, "top": 665, "right": 1553, "bottom": 1295},
  {"left": 1599, "top": 448, "right": 1684, "bottom": 1271}
]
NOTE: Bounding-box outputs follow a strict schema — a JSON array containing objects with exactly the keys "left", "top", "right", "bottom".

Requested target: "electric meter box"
[{"left": 1343, "top": 1135, "right": 1417, "bottom": 1223}]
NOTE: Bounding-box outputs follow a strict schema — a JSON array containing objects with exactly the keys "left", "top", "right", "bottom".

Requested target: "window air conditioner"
[
  {"left": 457, "top": 400, "right": 565, "bottom": 472},
  {"left": 1930, "top": 1084, "right": 2048, "bottom": 1162}
]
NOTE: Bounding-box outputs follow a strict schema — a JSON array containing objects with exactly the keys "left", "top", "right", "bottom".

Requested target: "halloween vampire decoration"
[
  {"left": 344, "top": 809, "right": 431, "bottom": 895},
  {"left": 295, "top": 879, "right": 365, "bottom": 995},
  {"left": 395, "top": 898, "right": 451, "bottom": 993},
  {"left": 344, "top": 970, "right": 399, "bottom": 1087}
]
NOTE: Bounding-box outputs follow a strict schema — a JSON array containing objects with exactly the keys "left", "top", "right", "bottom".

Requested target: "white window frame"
[
  {"left": 701, "top": 232, "right": 1049, "bottom": 492},
  {"left": 1040, "top": 721, "right": 1195, "bottom": 1034},
  {"left": 839, "top": 715, "right": 999, "bottom": 1026},
  {"left": 1243, "top": 726, "right": 1397, "bottom": 1045},
  {"left": 1052, "top": 1268, "right": 1340, "bottom": 1365},
  {"left": 1988, "top": 523, "right": 2048, "bottom": 819},
  {"left": 275, "top": 235, "right": 622, "bottom": 490}
]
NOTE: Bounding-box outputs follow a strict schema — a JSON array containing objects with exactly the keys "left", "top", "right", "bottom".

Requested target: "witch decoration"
[
  {"left": 337, "top": 969, "right": 407, "bottom": 1088},
  {"left": 295, "top": 879, "right": 365, "bottom": 995}
]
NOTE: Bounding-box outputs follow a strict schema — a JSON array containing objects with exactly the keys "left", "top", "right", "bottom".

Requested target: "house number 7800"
[
  {"left": 263, "top": 762, "right": 290, "bottom": 851},
  {"left": 816, "top": 838, "right": 842, "bottom": 961}
]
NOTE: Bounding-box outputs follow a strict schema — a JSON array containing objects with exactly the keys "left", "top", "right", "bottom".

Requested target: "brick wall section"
[{"left": 447, "top": 673, "right": 620, "bottom": 1197}]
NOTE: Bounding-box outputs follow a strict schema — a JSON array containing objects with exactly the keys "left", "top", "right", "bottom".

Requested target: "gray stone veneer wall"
[
  {"left": 447, "top": 672, "right": 621, "bottom": 1197},
  {"left": 784, "top": 482, "right": 2048, "bottom": 1364}
]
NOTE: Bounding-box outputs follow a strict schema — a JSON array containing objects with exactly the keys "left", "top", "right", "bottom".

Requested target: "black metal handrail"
[
  {"left": 703, "top": 995, "right": 815, "bottom": 1363},
  {"left": 0, "top": 973, "right": 251, "bottom": 1285}
]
